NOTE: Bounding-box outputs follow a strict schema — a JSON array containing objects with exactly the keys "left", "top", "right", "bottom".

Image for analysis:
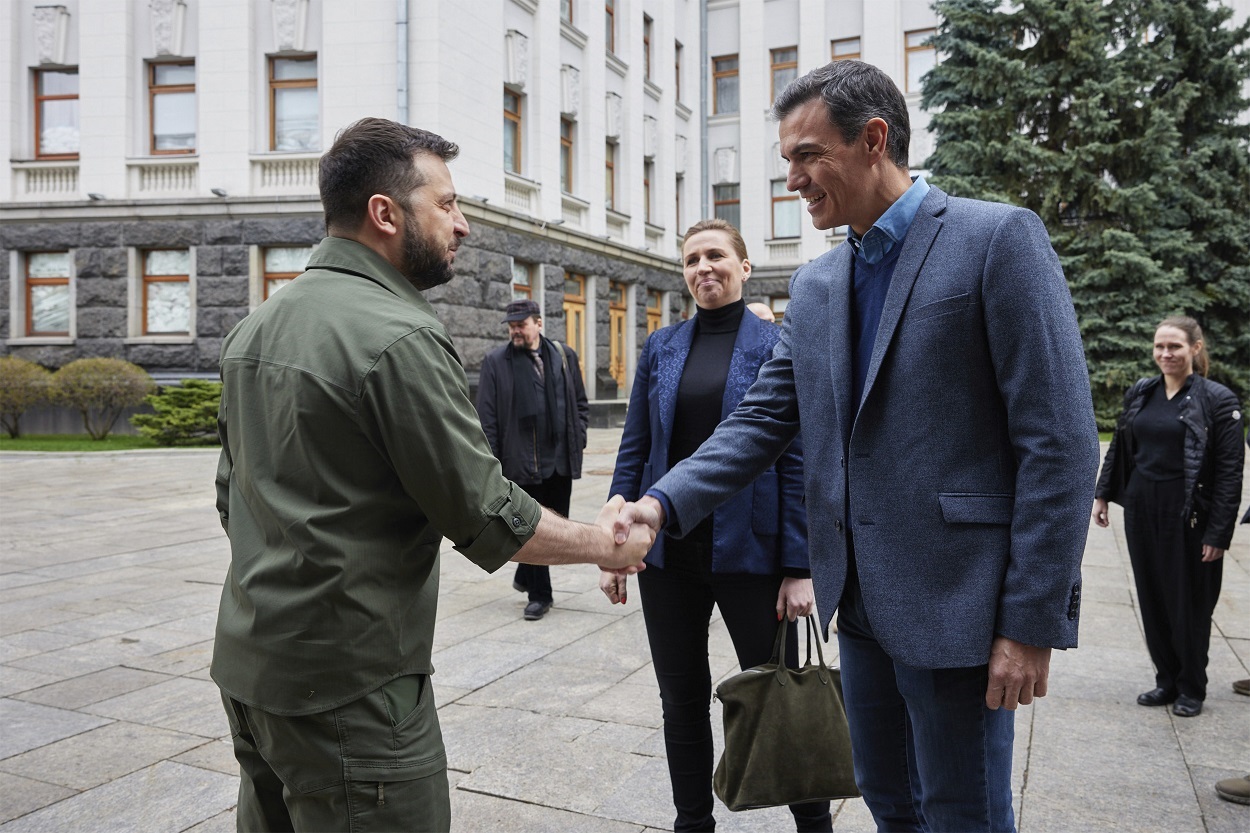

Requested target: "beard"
[{"left": 400, "top": 210, "right": 455, "bottom": 291}]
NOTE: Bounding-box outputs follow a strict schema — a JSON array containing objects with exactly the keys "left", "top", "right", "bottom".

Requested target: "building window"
[
  {"left": 143, "top": 249, "right": 192, "bottom": 335},
  {"left": 608, "top": 281, "right": 627, "bottom": 392},
  {"left": 675, "top": 175, "right": 684, "bottom": 233},
  {"left": 770, "top": 295, "right": 790, "bottom": 323},
  {"left": 263, "top": 246, "right": 312, "bottom": 300},
  {"left": 149, "top": 61, "right": 196, "bottom": 155},
  {"left": 646, "top": 289, "right": 664, "bottom": 335},
  {"left": 24, "top": 252, "right": 72, "bottom": 337},
  {"left": 713, "top": 184, "right": 740, "bottom": 229},
  {"left": 643, "top": 15, "right": 653, "bottom": 80},
  {"left": 560, "top": 117, "right": 574, "bottom": 193},
  {"left": 605, "top": 141, "right": 617, "bottom": 211},
  {"left": 34, "top": 68, "right": 79, "bottom": 159},
  {"left": 563, "top": 272, "right": 587, "bottom": 380},
  {"left": 832, "top": 37, "right": 861, "bottom": 61},
  {"left": 770, "top": 47, "right": 798, "bottom": 104},
  {"left": 561, "top": 0, "right": 573, "bottom": 25},
  {"left": 504, "top": 89, "right": 523, "bottom": 174},
  {"left": 905, "top": 29, "right": 937, "bottom": 92},
  {"left": 605, "top": 0, "right": 615, "bottom": 54},
  {"left": 675, "top": 41, "right": 683, "bottom": 102},
  {"left": 713, "top": 55, "right": 739, "bottom": 114},
  {"left": 643, "top": 161, "right": 654, "bottom": 224},
  {"left": 771, "top": 180, "right": 800, "bottom": 239},
  {"left": 269, "top": 55, "right": 318, "bottom": 152},
  {"left": 511, "top": 260, "right": 533, "bottom": 300}
]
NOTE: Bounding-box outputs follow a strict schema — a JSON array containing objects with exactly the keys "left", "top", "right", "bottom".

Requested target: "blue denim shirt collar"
[{"left": 848, "top": 176, "right": 930, "bottom": 264}]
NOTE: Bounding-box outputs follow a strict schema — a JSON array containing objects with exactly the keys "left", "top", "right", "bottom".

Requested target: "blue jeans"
[{"left": 837, "top": 576, "right": 1015, "bottom": 833}]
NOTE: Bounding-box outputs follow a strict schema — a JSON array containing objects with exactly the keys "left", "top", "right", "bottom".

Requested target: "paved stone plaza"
[{"left": 1, "top": 430, "right": 1247, "bottom": 832}]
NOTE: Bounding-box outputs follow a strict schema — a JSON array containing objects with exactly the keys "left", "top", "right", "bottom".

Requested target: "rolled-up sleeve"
[{"left": 360, "top": 326, "right": 541, "bottom": 573}]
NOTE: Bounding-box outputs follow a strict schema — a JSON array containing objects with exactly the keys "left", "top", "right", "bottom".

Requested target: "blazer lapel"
[
  {"left": 656, "top": 318, "right": 696, "bottom": 441},
  {"left": 857, "top": 188, "right": 946, "bottom": 420},
  {"left": 824, "top": 247, "right": 855, "bottom": 449},
  {"left": 722, "top": 311, "right": 768, "bottom": 418}
]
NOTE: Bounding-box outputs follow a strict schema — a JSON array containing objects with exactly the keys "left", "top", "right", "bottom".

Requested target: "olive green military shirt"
[{"left": 211, "top": 236, "right": 541, "bottom": 716}]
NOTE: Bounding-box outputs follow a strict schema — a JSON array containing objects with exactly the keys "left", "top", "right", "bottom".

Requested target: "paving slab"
[
  {"left": 11, "top": 665, "right": 173, "bottom": 710},
  {"left": 0, "top": 699, "right": 111, "bottom": 760},
  {"left": 0, "top": 772, "right": 76, "bottom": 825},
  {"left": 82, "top": 676, "right": 229, "bottom": 739}
]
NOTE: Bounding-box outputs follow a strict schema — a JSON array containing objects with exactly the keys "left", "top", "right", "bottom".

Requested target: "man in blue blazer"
[{"left": 616, "top": 61, "right": 1099, "bottom": 831}]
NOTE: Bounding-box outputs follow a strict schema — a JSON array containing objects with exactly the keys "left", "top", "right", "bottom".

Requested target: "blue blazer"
[
  {"left": 653, "top": 187, "right": 1100, "bottom": 668},
  {"left": 609, "top": 309, "right": 809, "bottom": 575}
]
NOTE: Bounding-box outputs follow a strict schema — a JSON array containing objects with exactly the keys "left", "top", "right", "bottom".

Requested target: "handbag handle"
[{"left": 770, "top": 614, "right": 830, "bottom": 686}]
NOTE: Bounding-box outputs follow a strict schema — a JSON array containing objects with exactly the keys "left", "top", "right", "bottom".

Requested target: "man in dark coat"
[{"left": 477, "top": 299, "right": 590, "bottom": 620}]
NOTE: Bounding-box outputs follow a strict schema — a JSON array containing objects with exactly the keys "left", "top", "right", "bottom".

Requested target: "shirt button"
[{"left": 834, "top": 520, "right": 844, "bottom": 533}]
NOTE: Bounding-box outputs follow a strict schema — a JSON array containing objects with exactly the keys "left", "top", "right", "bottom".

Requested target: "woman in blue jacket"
[{"left": 601, "top": 219, "right": 830, "bottom": 832}]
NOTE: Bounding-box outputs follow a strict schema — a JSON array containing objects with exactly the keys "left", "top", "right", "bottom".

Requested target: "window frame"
[
  {"left": 605, "top": 140, "right": 617, "bottom": 211},
  {"left": 642, "top": 14, "right": 653, "bottom": 80},
  {"left": 712, "top": 54, "right": 739, "bottom": 115},
  {"left": 563, "top": 272, "right": 588, "bottom": 381},
  {"left": 561, "top": 0, "right": 574, "bottom": 25},
  {"left": 770, "top": 46, "right": 798, "bottom": 104},
  {"left": 605, "top": 0, "right": 615, "bottom": 54},
  {"left": 643, "top": 161, "right": 654, "bottom": 224},
  {"left": 905, "top": 28, "right": 937, "bottom": 93},
  {"left": 141, "top": 248, "right": 192, "bottom": 336},
  {"left": 770, "top": 179, "right": 801, "bottom": 239},
  {"left": 24, "top": 251, "right": 72, "bottom": 338},
  {"left": 831, "top": 37, "right": 862, "bottom": 61},
  {"left": 713, "top": 183, "right": 740, "bottom": 229},
  {"left": 560, "top": 117, "right": 575, "bottom": 194},
  {"left": 511, "top": 260, "right": 534, "bottom": 300},
  {"left": 674, "top": 41, "right": 683, "bottom": 102},
  {"left": 268, "top": 54, "right": 318, "bottom": 152},
  {"left": 504, "top": 89, "right": 523, "bottom": 174},
  {"left": 262, "top": 246, "right": 313, "bottom": 300},
  {"left": 148, "top": 59, "right": 196, "bottom": 156},
  {"left": 33, "top": 68, "right": 80, "bottom": 160}
]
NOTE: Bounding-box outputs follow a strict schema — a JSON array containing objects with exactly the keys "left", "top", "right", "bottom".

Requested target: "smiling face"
[
  {"left": 1154, "top": 325, "right": 1200, "bottom": 379},
  {"left": 396, "top": 153, "right": 470, "bottom": 290},
  {"left": 682, "top": 229, "right": 750, "bottom": 309},
  {"left": 778, "top": 97, "right": 874, "bottom": 233}
]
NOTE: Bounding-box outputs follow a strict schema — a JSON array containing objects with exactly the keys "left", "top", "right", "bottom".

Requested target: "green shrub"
[
  {"left": 52, "top": 358, "right": 155, "bottom": 440},
  {"left": 131, "top": 379, "right": 222, "bottom": 446},
  {"left": 0, "top": 357, "right": 54, "bottom": 438}
]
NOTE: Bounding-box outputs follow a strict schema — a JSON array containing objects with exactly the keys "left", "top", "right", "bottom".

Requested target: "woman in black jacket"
[{"left": 1092, "top": 316, "right": 1244, "bottom": 717}]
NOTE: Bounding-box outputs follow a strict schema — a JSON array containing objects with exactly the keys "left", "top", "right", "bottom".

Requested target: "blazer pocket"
[
  {"left": 908, "top": 293, "right": 974, "bottom": 323},
  {"left": 752, "top": 471, "right": 779, "bottom": 536},
  {"left": 938, "top": 493, "right": 1014, "bottom": 525}
]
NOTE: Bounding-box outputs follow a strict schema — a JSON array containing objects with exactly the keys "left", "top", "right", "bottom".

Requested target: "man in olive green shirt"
[{"left": 212, "top": 118, "right": 653, "bottom": 833}]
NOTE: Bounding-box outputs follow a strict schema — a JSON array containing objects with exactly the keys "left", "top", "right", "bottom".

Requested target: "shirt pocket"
[{"left": 938, "top": 492, "right": 1014, "bottom": 525}]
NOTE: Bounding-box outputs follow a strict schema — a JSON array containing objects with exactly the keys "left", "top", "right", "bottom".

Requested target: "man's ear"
[
  {"left": 364, "top": 194, "right": 401, "bottom": 238},
  {"left": 861, "top": 117, "right": 890, "bottom": 165}
]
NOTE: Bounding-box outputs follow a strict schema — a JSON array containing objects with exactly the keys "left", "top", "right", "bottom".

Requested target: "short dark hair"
[
  {"left": 319, "top": 118, "right": 460, "bottom": 233},
  {"left": 771, "top": 60, "right": 911, "bottom": 169}
]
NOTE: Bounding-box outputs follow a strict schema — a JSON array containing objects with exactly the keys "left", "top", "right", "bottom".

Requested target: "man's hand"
[
  {"left": 1090, "top": 498, "right": 1109, "bottom": 528},
  {"left": 596, "top": 495, "right": 655, "bottom": 570},
  {"left": 600, "top": 570, "right": 628, "bottom": 605},
  {"left": 613, "top": 495, "right": 665, "bottom": 544},
  {"left": 1201, "top": 545, "right": 1225, "bottom": 563},
  {"left": 986, "top": 635, "right": 1051, "bottom": 709},
  {"left": 776, "top": 576, "right": 814, "bottom": 621}
]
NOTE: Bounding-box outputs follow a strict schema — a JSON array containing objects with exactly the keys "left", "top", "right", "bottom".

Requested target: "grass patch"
[{"left": 0, "top": 434, "right": 169, "bottom": 452}]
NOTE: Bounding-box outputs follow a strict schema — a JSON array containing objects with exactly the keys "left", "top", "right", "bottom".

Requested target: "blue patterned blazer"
[
  {"left": 652, "top": 187, "right": 1100, "bottom": 669},
  {"left": 609, "top": 309, "right": 809, "bottom": 574}
]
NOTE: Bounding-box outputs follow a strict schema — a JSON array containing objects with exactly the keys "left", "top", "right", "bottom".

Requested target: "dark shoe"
[
  {"left": 512, "top": 579, "right": 527, "bottom": 593},
  {"left": 1215, "top": 775, "right": 1250, "bottom": 805},
  {"left": 1233, "top": 679, "right": 1250, "bottom": 697},
  {"left": 1172, "top": 695, "right": 1202, "bottom": 717},
  {"left": 1137, "top": 687, "right": 1178, "bottom": 707},
  {"left": 523, "top": 601, "right": 551, "bottom": 621}
]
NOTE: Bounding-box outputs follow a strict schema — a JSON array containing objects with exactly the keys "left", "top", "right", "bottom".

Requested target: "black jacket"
[
  {"left": 1095, "top": 374, "right": 1244, "bottom": 549},
  {"left": 476, "top": 336, "right": 589, "bottom": 484}
]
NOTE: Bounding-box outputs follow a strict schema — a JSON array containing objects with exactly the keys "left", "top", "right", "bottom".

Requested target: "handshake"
[{"left": 594, "top": 494, "right": 666, "bottom": 571}]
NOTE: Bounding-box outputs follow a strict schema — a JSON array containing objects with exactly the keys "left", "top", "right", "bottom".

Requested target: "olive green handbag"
[{"left": 712, "top": 614, "right": 860, "bottom": 810}]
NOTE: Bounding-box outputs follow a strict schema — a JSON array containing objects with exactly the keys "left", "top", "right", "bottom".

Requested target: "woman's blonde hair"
[
  {"left": 681, "top": 218, "right": 749, "bottom": 261},
  {"left": 1158, "top": 315, "right": 1208, "bottom": 377}
]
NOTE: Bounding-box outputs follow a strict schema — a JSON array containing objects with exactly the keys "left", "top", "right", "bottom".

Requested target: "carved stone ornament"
[
  {"left": 605, "top": 92, "right": 622, "bottom": 139},
  {"left": 561, "top": 65, "right": 581, "bottom": 116},
  {"left": 33, "top": 5, "right": 71, "bottom": 65},
  {"left": 271, "top": 0, "right": 309, "bottom": 53},
  {"left": 643, "top": 116, "right": 657, "bottom": 159},
  {"left": 675, "top": 135, "right": 687, "bottom": 175},
  {"left": 714, "top": 146, "right": 738, "bottom": 185},
  {"left": 150, "top": 0, "right": 187, "bottom": 57},
  {"left": 505, "top": 30, "right": 529, "bottom": 88}
]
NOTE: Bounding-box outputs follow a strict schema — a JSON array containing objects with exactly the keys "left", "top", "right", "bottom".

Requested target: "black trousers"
[
  {"left": 638, "top": 536, "right": 832, "bottom": 833},
  {"left": 512, "top": 473, "right": 572, "bottom": 605},
  {"left": 1123, "top": 473, "right": 1223, "bottom": 700}
]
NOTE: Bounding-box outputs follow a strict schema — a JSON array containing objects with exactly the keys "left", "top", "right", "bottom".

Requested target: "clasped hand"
[{"left": 595, "top": 495, "right": 658, "bottom": 571}]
